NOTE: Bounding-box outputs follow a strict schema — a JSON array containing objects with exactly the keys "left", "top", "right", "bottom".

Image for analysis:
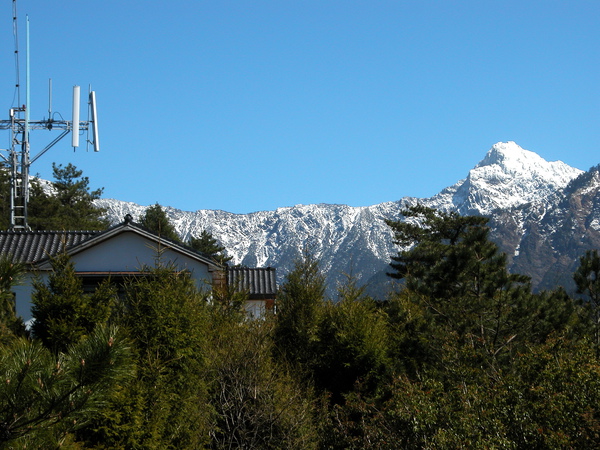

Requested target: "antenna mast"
[{"left": 0, "top": 1, "right": 100, "bottom": 230}]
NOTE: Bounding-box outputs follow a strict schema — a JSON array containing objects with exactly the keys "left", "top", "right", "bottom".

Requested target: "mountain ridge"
[{"left": 96, "top": 142, "right": 592, "bottom": 296}]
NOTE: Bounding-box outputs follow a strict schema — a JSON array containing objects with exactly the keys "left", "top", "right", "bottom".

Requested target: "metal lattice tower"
[{"left": 0, "top": 2, "right": 99, "bottom": 230}]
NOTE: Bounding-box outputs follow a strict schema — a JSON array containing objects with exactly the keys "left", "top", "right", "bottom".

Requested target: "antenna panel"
[
  {"left": 72, "top": 85, "right": 80, "bottom": 147},
  {"left": 89, "top": 91, "right": 99, "bottom": 152}
]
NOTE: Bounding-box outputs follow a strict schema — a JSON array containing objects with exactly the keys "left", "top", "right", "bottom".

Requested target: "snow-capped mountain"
[
  {"left": 427, "top": 141, "right": 582, "bottom": 215},
  {"left": 96, "top": 142, "right": 591, "bottom": 297},
  {"left": 490, "top": 163, "right": 600, "bottom": 292}
]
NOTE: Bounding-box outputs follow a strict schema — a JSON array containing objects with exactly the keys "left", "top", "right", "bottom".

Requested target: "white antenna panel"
[
  {"left": 72, "top": 85, "right": 80, "bottom": 147},
  {"left": 89, "top": 90, "right": 99, "bottom": 152}
]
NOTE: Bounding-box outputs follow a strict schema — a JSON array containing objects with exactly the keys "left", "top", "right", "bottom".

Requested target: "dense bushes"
[{"left": 1, "top": 206, "right": 600, "bottom": 448}]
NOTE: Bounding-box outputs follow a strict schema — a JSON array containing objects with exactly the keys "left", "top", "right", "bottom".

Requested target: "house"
[
  {"left": 228, "top": 266, "right": 277, "bottom": 317},
  {"left": 0, "top": 216, "right": 277, "bottom": 321}
]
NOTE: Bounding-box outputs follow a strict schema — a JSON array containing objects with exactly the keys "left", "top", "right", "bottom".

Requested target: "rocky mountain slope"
[
  {"left": 96, "top": 142, "right": 593, "bottom": 297},
  {"left": 489, "top": 164, "right": 600, "bottom": 292}
]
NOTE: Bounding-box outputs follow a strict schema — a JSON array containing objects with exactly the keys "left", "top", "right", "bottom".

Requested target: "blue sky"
[{"left": 1, "top": 1, "right": 599, "bottom": 213}]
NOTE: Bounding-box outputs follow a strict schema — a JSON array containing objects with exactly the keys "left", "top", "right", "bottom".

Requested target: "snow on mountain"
[
  {"left": 427, "top": 141, "right": 582, "bottom": 215},
  {"left": 95, "top": 142, "right": 585, "bottom": 296},
  {"left": 489, "top": 164, "right": 600, "bottom": 291}
]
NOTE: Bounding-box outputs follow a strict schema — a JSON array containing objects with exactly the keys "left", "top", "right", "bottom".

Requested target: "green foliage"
[
  {"left": 574, "top": 249, "right": 600, "bottom": 348},
  {"left": 327, "top": 335, "right": 600, "bottom": 449},
  {"left": 384, "top": 289, "right": 436, "bottom": 378},
  {"left": 314, "top": 276, "right": 390, "bottom": 402},
  {"left": 3, "top": 198, "right": 597, "bottom": 447},
  {"left": 503, "top": 336, "right": 600, "bottom": 448},
  {"left": 0, "top": 167, "right": 11, "bottom": 230},
  {"left": 28, "top": 163, "right": 109, "bottom": 231},
  {"left": 107, "top": 264, "right": 213, "bottom": 449},
  {"left": 0, "top": 325, "right": 134, "bottom": 448},
  {"left": 188, "top": 229, "right": 232, "bottom": 265},
  {"left": 138, "top": 203, "right": 180, "bottom": 242},
  {"left": 31, "top": 252, "right": 116, "bottom": 354},
  {"left": 273, "top": 249, "right": 325, "bottom": 371},
  {"left": 207, "top": 318, "right": 319, "bottom": 449},
  {"left": 386, "top": 204, "right": 530, "bottom": 298},
  {"left": 0, "top": 162, "right": 107, "bottom": 231},
  {"left": 0, "top": 254, "right": 27, "bottom": 342},
  {"left": 384, "top": 205, "right": 579, "bottom": 376}
]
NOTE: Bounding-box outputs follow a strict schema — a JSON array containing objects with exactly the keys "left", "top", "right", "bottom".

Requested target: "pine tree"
[
  {"left": 0, "top": 325, "right": 134, "bottom": 447},
  {"left": 138, "top": 202, "right": 180, "bottom": 242},
  {"left": 386, "top": 205, "right": 540, "bottom": 371},
  {"left": 31, "top": 252, "right": 116, "bottom": 354},
  {"left": 108, "top": 264, "right": 212, "bottom": 448},
  {"left": 574, "top": 249, "right": 600, "bottom": 348},
  {"left": 386, "top": 204, "right": 529, "bottom": 299},
  {"left": 188, "top": 229, "right": 232, "bottom": 265},
  {"left": 0, "top": 254, "right": 26, "bottom": 342},
  {"left": 28, "top": 163, "right": 109, "bottom": 230}
]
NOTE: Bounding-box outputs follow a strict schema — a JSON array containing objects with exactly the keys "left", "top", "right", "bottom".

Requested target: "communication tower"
[{"left": 0, "top": 1, "right": 100, "bottom": 230}]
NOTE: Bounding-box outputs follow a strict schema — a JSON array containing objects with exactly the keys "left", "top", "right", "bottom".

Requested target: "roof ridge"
[{"left": 0, "top": 229, "right": 102, "bottom": 235}]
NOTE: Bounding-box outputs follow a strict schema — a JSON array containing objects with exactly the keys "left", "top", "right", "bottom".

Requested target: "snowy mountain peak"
[
  {"left": 429, "top": 142, "right": 584, "bottom": 215},
  {"left": 476, "top": 141, "right": 576, "bottom": 179},
  {"left": 477, "top": 141, "right": 545, "bottom": 171},
  {"left": 96, "top": 141, "right": 589, "bottom": 296}
]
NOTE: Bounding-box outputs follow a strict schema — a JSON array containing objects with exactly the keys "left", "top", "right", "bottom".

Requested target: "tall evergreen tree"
[
  {"left": 188, "top": 229, "right": 232, "bottom": 265},
  {"left": 138, "top": 202, "right": 180, "bottom": 242},
  {"left": 385, "top": 205, "right": 564, "bottom": 372},
  {"left": 574, "top": 249, "right": 600, "bottom": 348},
  {"left": 113, "top": 264, "right": 212, "bottom": 448},
  {"left": 386, "top": 204, "right": 530, "bottom": 300},
  {"left": 31, "top": 252, "right": 116, "bottom": 354},
  {"left": 273, "top": 249, "right": 325, "bottom": 372},
  {"left": 28, "top": 163, "right": 109, "bottom": 230}
]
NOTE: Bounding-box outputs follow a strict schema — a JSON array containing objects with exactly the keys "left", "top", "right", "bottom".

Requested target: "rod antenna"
[{"left": 0, "top": 4, "right": 101, "bottom": 229}]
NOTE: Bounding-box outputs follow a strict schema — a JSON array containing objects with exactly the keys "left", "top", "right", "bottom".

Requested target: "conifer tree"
[
  {"left": 188, "top": 229, "right": 232, "bottom": 265},
  {"left": 103, "top": 264, "right": 212, "bottom": 448},
  {"left": 574, "top": 249, "right": 600, "bottom": 348},
  {"left": 314, "top": 275, "right": 389, "bottom": 402},
  {"left": 28, "top": 163, "right": 109, "bottom": 230},
  {"left": 273, "top": 249, "right": 325, "bottom": 371},
  {"left": 386, "top": 205, "right": 542, "bottom": 371},
  {"left": 0, "top": 254, "right": 26, "bottom": 342},
  {"left": 386, "top": 204, "right": 530, "bottom": 300},
  {"left": 31, "top": 252, "right": 116, "bottom": 354},
  {"left": 0, "top": 325, "right": 134, "bottom": 447},
  {"left": 138, "top": 202, "right": 180, "bottom": 242}
]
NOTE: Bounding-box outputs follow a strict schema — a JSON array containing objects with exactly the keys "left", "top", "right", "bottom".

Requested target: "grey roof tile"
[
  {"left": 0, "top": 230, "right": 100, "bottom": 264},
  {"left": 228, "top": 267, "right": 277, "bottom": 297},
  {"left": 0, "top": 228, "right": 277, "bottom": 298}
]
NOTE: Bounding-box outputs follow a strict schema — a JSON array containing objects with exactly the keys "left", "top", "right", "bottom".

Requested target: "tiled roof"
[
  {"left": 0, "top": 230, "right": 101, "bottom": 264},
  {"left": 228, "top": 267, "right": 277, "bottom": 298},
  {"left": 0, "top": 227, "right": 277, "bottom": 298}
]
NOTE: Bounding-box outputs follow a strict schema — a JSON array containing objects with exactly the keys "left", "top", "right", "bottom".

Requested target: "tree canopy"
[
  {"left": 188, "top": 229, "right": 232, "bottom": 265},
  {"left": 28, "top": 163, "right": 109, "bottom": 231},
  {"left": 1, "top": 199, "right": 599, "bottom": 447},
  {"left": 138, "top": 203, "right": 180, "bottom": 242}
]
